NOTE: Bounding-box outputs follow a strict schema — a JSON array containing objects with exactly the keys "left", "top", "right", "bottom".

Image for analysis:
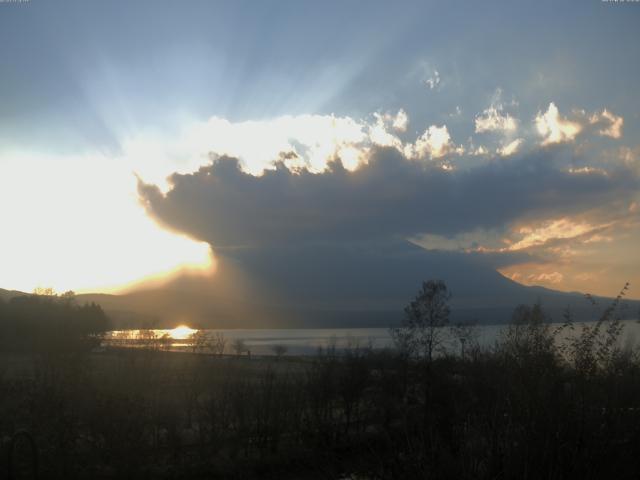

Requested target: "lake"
[{"left": 107, "top": 319, "right": 640, "bottom": 356}]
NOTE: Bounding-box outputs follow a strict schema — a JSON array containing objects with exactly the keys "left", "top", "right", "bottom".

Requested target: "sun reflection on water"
[{"left": 168, "top": 325, "right": 197, "bottom": 340}]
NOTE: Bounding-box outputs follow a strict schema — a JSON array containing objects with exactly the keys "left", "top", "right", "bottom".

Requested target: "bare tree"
[
  {"left": 33, "top": 286, "right": 56, "bottom": 296},
  {"left": 232, "top": 338, "right": 246, "bottom": 357},
  {"left": 212, "top": 332, "right": 227, "bottom": 356},
  {"left": 449, "top": 321, "right": 480, "bottom": 360},
  {"left": 498, "top": 302, "right": 555, "bottom": 364},
  {"left": 188, "top": 330, "right": 210, "bottom": 354},
  {"left": 565, "top": 282, "right": 630, "bottom": 376},
  {"left": 391, "top": 280, "right": 451, "bottom": 361},
  {"left": 137, "top": 329, "right": 160, "bottom": 350},
  {"left": 159, "top": 333, "right": 172, "bottom": 351},
  {"left": 271, "top": 344, "right": 288, "bottom": 359}
]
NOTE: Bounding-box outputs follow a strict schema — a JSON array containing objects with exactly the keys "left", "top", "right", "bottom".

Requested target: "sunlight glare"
[
  {"left": 169, "top": 325, "right": 197, "bottom": 340},
  {"left": 0, "top": 150, "right": 213, "bottom": 293}
]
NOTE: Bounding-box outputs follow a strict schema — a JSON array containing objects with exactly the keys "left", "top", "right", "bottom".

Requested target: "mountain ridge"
[{"left": 2, "top": 242, "right": 636, "bottom": 329}]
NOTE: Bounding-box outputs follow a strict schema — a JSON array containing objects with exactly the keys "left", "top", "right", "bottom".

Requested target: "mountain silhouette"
[{"left": 2, "top": 240, "right": 630, "bottom": 329}]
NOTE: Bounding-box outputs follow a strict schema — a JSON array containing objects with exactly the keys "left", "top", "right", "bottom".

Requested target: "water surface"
[{"left": 107, "top": 319, "right": 640, "bottom": 356}]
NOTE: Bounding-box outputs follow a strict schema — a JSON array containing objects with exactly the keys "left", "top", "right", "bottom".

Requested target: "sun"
[
  {"left": 0, "top": 151, "right": 214, "bottom": 295},
  {"left": 169, "top": 325, "right": 197, "bottom": 340}
]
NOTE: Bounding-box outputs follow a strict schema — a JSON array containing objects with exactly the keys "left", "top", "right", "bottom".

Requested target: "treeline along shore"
[{"left": 1, "top": 283, "right": 640, "bottom": 479}]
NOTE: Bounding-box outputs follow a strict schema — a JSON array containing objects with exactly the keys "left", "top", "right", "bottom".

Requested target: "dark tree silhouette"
[
  {"left": 0, "top": 292, "right": 110, "bottom": 353},
  {"left": 232, "top": 338, "right": 246, "bottom": 357},
  {"left": 271, "top": 344, "right": 288, "bottom": 359},
  {"left": 392, "top": 279, "right": 451, "bottom": 361}
]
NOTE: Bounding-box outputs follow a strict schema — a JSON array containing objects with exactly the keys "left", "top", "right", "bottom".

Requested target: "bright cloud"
[
  {"left": 425, "top": 70, "right": 441, "bottom": 90},
  {"left": 392, "top": 109, "right": 409, "bottom": 132},
  {"left": 370, "top": 111, "right": 406, "bottom": 148},
  {"left": 414, "top": 216, "right": 612, "bottom": 257},
  {"left": 535, "top": 103, "right": 624, "bottom": 146},
  {"left": 535, "top": 102, "right": 583, "bottom": 145},
  {"left": 409, "top": 125, "right": 462, "bottom": 159},
  {"left": 123, "top": 110, "right": 424, "bottom": 188},
  {"left": 507, "top": 217, "right": 604, "bottom": 251},
  {"left": 529, "top": 271, "right": 564, "bottom": 284},
  {"left": 497, "top": 138, "right": 524, "bottom": 156},
  {"left": 567, "top": 166, "right": 608, "bottom": 176},
  {"left": 475, "top": 106, "right": 518, "bottom": 133},
  {"left": 505, "top": 270, "right": 564, "bottom": 286},
  {"left": 590, "top": 109, "right": 624, "bottom": 139}
]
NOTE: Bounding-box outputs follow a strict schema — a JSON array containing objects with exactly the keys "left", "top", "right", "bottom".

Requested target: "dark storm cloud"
[{"left": 137, "top": 146, "right": 639, "bottom": 249}]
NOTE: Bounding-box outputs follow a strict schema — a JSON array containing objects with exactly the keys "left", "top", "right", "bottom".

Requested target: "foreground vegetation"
[{"left": 1, "top": 285, "right": 640, "bottom": 479}]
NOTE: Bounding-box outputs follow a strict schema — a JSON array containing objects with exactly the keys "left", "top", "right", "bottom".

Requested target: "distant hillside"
[{"left": 0, "top": 288, "right": 27, "bottom": 302}]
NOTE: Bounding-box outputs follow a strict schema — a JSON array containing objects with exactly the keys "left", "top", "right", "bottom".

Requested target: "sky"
[{"left": 1, "top": 0, "right": 639, "bottom": 300}]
